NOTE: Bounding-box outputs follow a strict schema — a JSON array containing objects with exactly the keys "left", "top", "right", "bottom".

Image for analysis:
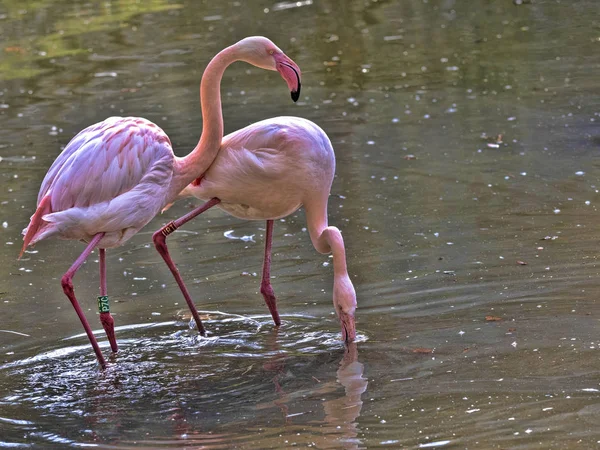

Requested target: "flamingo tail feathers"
[{"left": 19, "top": 194, "right": 52, "bottom": 259}]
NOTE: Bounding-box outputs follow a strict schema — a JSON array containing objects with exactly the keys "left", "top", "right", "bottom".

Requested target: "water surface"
[{"left": 1, "top": 0, "right": 599, "bottom": 448}]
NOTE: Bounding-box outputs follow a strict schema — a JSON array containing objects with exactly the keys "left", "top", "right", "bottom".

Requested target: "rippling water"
[{"left": 1, "top": 0, "right": 600, "bottom": 448}]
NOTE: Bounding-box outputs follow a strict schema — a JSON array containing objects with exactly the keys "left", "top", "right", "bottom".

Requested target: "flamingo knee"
[
  {"left": 61, "top": 274, "right": 75, "bottom": 299},
  {"left": 153, "top": 229, "right": 168, "bottom": 253}
]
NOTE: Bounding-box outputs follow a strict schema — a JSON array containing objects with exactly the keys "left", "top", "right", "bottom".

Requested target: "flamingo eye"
[{"left": 268, "top": 49, "right": 274, "bottom": 55}]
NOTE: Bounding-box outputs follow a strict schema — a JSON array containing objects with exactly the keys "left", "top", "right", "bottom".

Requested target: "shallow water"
[{"left": 1, "top": 0, "right": 600, "bottom": 448}]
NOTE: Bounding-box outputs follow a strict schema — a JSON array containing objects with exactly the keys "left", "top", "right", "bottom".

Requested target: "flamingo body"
[
  {"left": 19, "top": 36, "right": 350, "bottom": 368},
  {"left": 182, "top": 116, "right": 334, "bottom": 220},
  {"left": 164, "top": 116, "right": 357, "bottom": 342},
  {"left": 23, "top": 116, "right": 174, "bottom": 249}
]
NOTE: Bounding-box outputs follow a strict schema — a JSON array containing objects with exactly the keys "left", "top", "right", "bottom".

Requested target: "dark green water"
[{"left": 1, "top": 0, "right": 599, "bottom": 448}]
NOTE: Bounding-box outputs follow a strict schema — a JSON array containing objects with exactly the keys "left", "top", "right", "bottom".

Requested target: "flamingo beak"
[
  {"left": 275, "top": 53, "right": 301, "bottom": 102},
  {"left": 339, "top": 311, "right": 356, "bottom": 343}
]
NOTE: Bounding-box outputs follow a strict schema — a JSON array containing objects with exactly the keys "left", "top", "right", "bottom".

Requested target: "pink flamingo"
[
  {"left": 153, "top": 88, "right": 357, "bottom": 342},
  {"left": 20, "top": 37, "right": 301, "bottom": 368}
]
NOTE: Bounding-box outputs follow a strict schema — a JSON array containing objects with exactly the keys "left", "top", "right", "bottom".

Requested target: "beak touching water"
[
  {"left": 275, "top": 53, "right": 301, "bottom": 102},
  {"left": 339, "top": 311, "right": 356, "bottom": 343}
]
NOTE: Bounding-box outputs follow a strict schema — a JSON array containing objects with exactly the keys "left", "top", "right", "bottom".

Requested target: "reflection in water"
[
  {"left": 262, "top": 329, "right": 368, "bottom": 449},
  {"left": 321, "top": 343, "right": 367, "bottom": 449},
  {"left": 0, "top": 317, "right": 367, "bottom": 448},
  {"left": 262, "top": 328, "right": 291, "bottom": 423}
]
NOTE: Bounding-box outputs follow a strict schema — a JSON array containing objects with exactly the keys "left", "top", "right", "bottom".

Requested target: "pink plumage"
[
  {"left": 21, "top": 117, "right": 174, "bottom": 253},
  {"left": 21, "top": 36, "right": 305, "bottom": 369}
]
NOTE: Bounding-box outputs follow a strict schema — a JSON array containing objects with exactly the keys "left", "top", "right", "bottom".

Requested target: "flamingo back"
[
  {"left": 182, "top": 116, "right": 335, "bottom": 220},
  {"left": 22, "top": 117, "right": 175, "bottom": 249}
]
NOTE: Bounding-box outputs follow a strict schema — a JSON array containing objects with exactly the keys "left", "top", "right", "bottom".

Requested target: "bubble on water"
[{"left": 575, "top": 171, "right": 585, "bottom": 176}]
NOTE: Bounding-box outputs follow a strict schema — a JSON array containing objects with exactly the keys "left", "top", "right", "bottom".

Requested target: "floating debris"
[
  {"left": 481, "top": 133, "right": 503, "bottom": 144},
  {"left": 412, "top": 347, "right": 434, "bottom": 354},
  {"left": 485, "top": 315, "right": 503, "bottom": 322}
]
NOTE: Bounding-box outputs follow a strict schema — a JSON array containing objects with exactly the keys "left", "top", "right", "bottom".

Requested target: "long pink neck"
[{"left": 173, "top": 44, "right": 237, "bottom": 191}]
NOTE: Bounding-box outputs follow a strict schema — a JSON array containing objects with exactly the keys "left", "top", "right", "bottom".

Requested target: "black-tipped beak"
[
  {"left": 281, "top": 61, "right": 301, "bottom": 102},
  {"left": 291, "top": 84, "right": 301, "bottom": 102}
]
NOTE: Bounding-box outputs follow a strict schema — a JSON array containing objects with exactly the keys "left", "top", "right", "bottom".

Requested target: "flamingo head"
[
  {"left": 235, "top": 36, "right": 302, "bottom": 102},
  {"left": 333, "top": 272, "right": 357, "bottom": 343}
]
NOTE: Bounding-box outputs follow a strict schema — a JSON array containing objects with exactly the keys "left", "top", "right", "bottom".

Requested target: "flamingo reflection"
[{"left": 261, "top": 331, "right": 368, "bottom": 449}]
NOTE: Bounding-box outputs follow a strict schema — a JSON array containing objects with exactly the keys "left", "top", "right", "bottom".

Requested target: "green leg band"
[{"left": 97, "top": 295, "right": 110, "bottom": 313}]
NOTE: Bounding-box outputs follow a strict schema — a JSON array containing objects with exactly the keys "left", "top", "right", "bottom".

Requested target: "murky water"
[{"left": 1, "top": 0, "right": 600, "bottom": 448}]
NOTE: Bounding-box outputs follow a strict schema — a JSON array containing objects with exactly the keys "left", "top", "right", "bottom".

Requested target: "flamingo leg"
[
  {"left": 61, "top": 233, "right": 107, "bottom": 369},
  {"left": 153, "top": 197, "right": 221, "bottom": 335},
  {"left": 98, "top": 248, "right": 117, "bottom": 353},
  {"left": 260, "top": 220, "right": 281, "bottom": 326}
]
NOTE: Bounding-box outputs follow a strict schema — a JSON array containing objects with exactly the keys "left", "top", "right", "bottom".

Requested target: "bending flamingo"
[
  {"left": 154, "top": 96, "right": 356, "bottom": 341},
  {"left": 20, "top": 36, "right": 301, "bottom": 368}
]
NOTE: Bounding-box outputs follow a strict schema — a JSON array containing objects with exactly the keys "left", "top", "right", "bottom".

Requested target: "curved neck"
[
  {"left": 324, "top": 227, "right": 348, "bottom": 277},
  {"left": 174, "top": 44, "right": 238, "bottom": 188},
  {"left": 197, "top": 46, "right": 233, "bottom": 156},
  {"left": 306, "top": 201, "right": 348, "bottom": 277}
]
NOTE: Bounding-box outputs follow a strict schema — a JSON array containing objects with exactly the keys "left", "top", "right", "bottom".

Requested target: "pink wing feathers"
[{"left": 21, "top": 117, "right": 175, "bottom": 255}]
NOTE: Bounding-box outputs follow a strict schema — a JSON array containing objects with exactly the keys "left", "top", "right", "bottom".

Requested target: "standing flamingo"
[
  {"left": 153, "top": 98, "right": 357, "bottom": 341},
  {"left": 20, "top": 36, "right": 301, "bottom": 368}
]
